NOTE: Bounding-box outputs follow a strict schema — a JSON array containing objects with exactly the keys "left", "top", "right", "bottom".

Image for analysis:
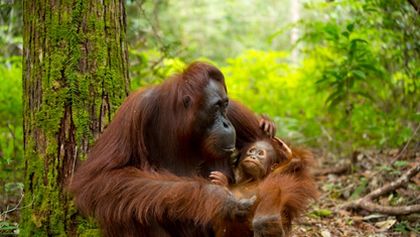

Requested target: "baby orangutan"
[
  {"left": 210, "top": 137, "right": 292, "bottom": 198},
  {"left": 210, "top": 138, "right": 316, "bottom": 237}
]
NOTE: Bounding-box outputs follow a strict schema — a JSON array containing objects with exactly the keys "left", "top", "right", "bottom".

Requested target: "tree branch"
[
  {"left": 314, "top": 163, "right": 351, "bottom": 176},
  {"left": 357, "top": 200, "right": 420, "bottom": 216},
  {"left": 341, "top": 165, "right": 420, "bottom": 215},
  {"left": 366, "top": 165, "right": 419, "bottom": 199},
  {"left": 389, "top": 123, "right": 420, "bottom": 164},
  {"left": 407, "top": 0, "right": 419, "bottom": 14}
]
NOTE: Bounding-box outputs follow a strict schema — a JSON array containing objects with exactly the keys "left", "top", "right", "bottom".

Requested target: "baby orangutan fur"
[{"left": 210, "top": 138, "right": 318, "bottom": 237}]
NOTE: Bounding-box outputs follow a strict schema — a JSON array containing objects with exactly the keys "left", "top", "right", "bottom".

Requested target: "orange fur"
[
  {"left": 70, "top": 62, "right": 249, "bottom": 236},
  {"left": 215, "top": 147, "right": 318, "bottom": 237},
  {"left": 69, "top": 61, "right": 317, "bottom": 236}
]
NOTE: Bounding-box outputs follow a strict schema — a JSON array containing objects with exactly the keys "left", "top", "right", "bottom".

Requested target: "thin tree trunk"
[
  {"left": 21, "top": 0, "right": 129, "bottom": 235},
  {"left": 290, "top": 0, "right": 300, "bottom": 63}
]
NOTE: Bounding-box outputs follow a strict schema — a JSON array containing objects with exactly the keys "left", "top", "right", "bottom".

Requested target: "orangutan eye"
[
  {"left": 223, "top": 100, "right": 229, "bottom": 108},
  {"left": 213, "top": 101, "right": 222, "bottom": 111},
  {"left": 248, "top": 147, "right": 256, "bottom": 154}
]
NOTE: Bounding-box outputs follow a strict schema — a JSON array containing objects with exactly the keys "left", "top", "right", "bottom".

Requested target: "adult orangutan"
[{"left": 70, "top": 62, "right": 314, "bottom": 236}]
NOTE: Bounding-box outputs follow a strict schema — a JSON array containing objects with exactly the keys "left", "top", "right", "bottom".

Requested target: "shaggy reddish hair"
[{"left": 70, "top": 62, "right": 317, "bottom": 236}]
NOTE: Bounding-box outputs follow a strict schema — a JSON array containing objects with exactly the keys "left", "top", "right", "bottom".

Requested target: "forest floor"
[{"left": 292, "top": 147, "right": 420, "bottom": 237}]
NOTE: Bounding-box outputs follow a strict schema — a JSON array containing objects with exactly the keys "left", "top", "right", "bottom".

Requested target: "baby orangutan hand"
[{"left": 210, "top": 171, "right": 229, "bottom": 187}]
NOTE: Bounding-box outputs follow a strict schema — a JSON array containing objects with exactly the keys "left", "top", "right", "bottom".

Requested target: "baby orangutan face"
[
  {"left": 239, "top": 141, "right": 279, "bottom": 180},
  {"left": 212, "top": 138, "right": 292, "bottom": 186}
]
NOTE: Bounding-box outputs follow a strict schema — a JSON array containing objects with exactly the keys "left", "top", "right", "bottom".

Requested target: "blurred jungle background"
[{"left": 0, "top": 0, "right": 419, "bottom": 236}]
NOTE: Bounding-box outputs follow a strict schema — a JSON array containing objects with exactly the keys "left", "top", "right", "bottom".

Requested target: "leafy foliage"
[
  {"left": 127, "top": 0, "right": 418, "bottom": 153},
  {"left": 0, "top": 2, "right": 23, "bottom": 234},
  {"left": 129, "top": 49, "right": 186, "bottom": 89},
  {"left": 295, "top": 0, "right": 419, "bottom": 150},
  {"left": 0, "top": 56, "right": 23, "bottom": 184},
  {"left": 221, "top": 50, "right": 326, "bottom": 144},
  {"left": 126, "top": 0, "right": 294, "bottom": 62}
]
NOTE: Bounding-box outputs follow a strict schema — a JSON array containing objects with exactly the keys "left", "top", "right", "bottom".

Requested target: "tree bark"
[{"left": 21, "top": 0, "right": 129, "bottom": 236}]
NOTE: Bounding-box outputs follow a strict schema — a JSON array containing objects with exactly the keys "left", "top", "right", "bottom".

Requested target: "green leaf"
[
  {"left": 325, "top": 23, "right": 339, "bottom": 41},
  {"left": 315, "top": 75, "right": 332, "bottom": 85},
  {"left": 350, "top": 178, "right": 368, "bottom": 200},
  {"left": 393, "top": 161, "right": 409, "bottom": 168},
  {"left": 325, "top": 88, "right": 345, "bottom": 105},
  {"left": 357, "top": 63, "right": 380, "bottom": 73},
  {"left": 0, "top": 221, "right": 17, "bottom": 231},
  {"left": 328, "top": 94, "right": 346, "bottom": 109},
  {"left": 342, "top": 31, "right": 350, "bottom": 38},
  {"left": 354, "top": 91, "right": 375, "bottom": 101},
  {"left": 310, "top": 209, "right": 333, "bottom": 218},
  {"left": 346, "top": 23, "right": 354, "bottom": 32},
  {"left": 352, "top": 70, "right": 367, "bottom": 80},
  {"left": 350, "top": 38, "right": 368, "bottom": 45}
]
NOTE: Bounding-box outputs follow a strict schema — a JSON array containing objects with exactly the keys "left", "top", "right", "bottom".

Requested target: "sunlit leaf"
[
  {"left": 350, "top": 177, "right": 368, "bottom": 200},
  {"left": 352, "top": 70, "right": 367, "bottom": 80},
  {"left": 310, "top": 209, "right": 333, "bottom": 218}
]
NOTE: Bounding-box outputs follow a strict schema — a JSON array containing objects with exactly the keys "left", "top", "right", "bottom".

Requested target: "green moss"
[{"left": 76, "top": 217, "right": 101, "bottom": 237}]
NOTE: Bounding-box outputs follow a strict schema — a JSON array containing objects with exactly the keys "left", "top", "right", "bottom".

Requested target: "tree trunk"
[
  {"left": 290, "top": 0, "right": 300, "bottom": 63},
  {"left": 21, "top": 0, "right": 129, "bottom": 236}
]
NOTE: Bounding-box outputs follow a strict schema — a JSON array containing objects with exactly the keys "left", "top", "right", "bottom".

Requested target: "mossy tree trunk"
[{"left": 21, "top": 0, "right": 129, "bottom": 236}]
